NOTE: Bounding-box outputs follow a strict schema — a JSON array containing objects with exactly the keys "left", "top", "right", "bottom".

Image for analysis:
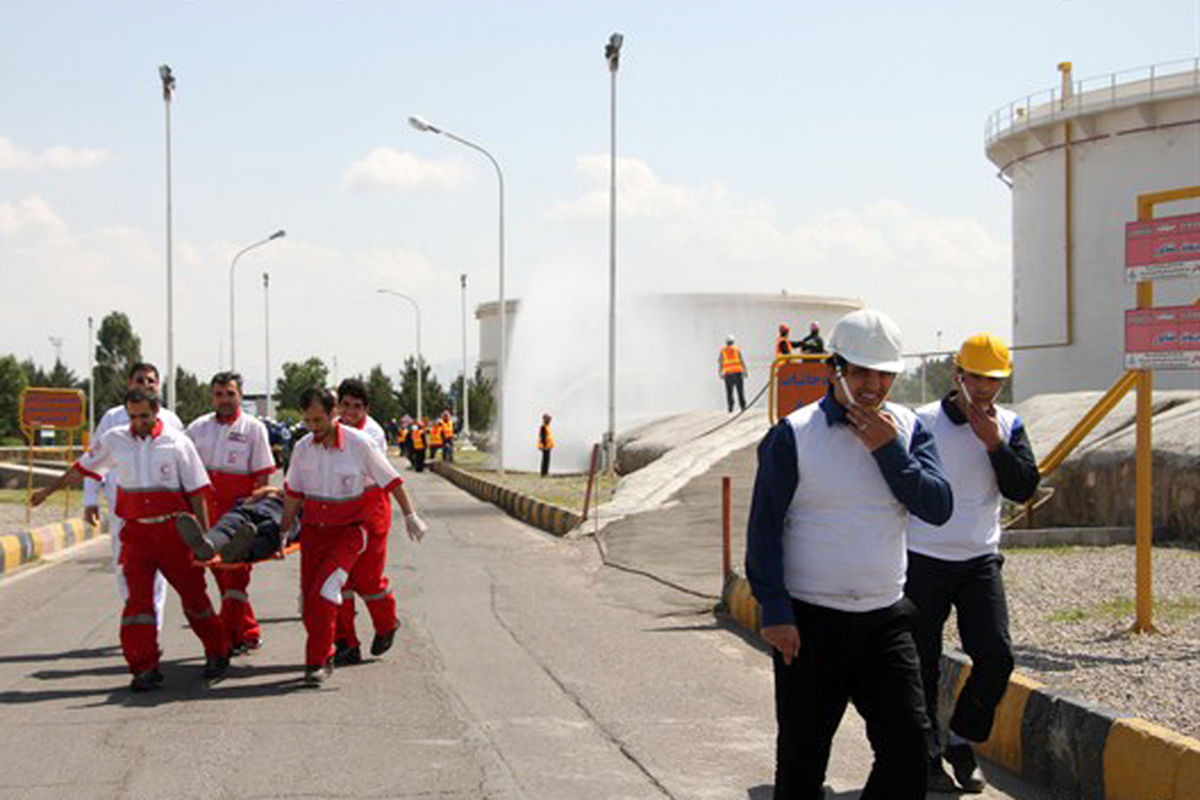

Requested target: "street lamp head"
[
  {"left": 605, "top": 33, "right": 624, "bottom": 70},
  {"left": 158, "top": 64, "right": 175, "bottom": 99},
  {"left": 408, "top": 115, "right": 441, "bottom": 134},
  {"left": 269, "top": 229, "right": 286, "bottom": 240}
]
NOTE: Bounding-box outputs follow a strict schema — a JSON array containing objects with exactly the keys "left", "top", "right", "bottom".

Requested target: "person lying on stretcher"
[{"left": 176, "top": 485, "right": 300, "bottom": 564}]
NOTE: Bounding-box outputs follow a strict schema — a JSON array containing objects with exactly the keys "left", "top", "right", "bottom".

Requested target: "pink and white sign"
[
  {"left": 1125, "top": 305, "right": 1200, "bottom": 369},
  {"left": 1125, "top": 212, "right": 1200, "bottom": 282}
]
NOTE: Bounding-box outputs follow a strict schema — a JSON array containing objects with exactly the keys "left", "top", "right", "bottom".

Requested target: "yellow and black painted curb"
[
  {"left": 429, "top": 462, "right": 582, "bottom": 537},
  {"left": 0, "top": 517, "right": 106, "bottom": 576},
  {"left": 718, "top": 571, "right": 1200, "bottom": 800}
]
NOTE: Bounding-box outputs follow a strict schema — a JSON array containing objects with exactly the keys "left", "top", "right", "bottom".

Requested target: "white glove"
[{"left": 405, "top": 512, "right": 427, "bottom": 541}]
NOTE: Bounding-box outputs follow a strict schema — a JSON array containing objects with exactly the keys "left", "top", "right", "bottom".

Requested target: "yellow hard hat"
[{"left": 956, "top": 333, "right": 1012, "bottom": 378}]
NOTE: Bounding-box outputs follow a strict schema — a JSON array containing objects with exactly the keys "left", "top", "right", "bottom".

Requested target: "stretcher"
[{"left": 194, "top": 541, "right": 301, "bottom": 569}]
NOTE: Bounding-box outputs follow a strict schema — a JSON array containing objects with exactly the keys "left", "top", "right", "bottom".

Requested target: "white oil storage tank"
[{"left": 986, "top": 59, "right": 1200, "bottom": 399}]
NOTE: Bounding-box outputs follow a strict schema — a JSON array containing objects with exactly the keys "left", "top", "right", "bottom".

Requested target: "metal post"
[
  {"left": 160, "top": 65, "right": 176, "bottom": 411},
  {"left": 230, "top": 230, "right": 285, "bottom": 371},
  {"left": 605, "top": 32, "right": 623, "bottom": 475},
  {"left": 263, "top": 272, "right": 272, "bottom": 418},
  {"left": 722, "top": 476, "right": 732, "bottom": 578},
  {"left": 461, "top": 273, "right": 470, "bottom": 438},
  {"left": 377, "top": 290, "right": 423, "bottom": 422},
  {"left": 86, "top": 316, "right": 95, "bottom": 438}
]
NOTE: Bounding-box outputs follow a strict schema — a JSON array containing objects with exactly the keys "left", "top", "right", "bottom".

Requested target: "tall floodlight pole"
[
  {"left": 86, "top": 316, "right": 95, "bottom": 436},
  {"left": 229, "top": 229, "right": 286, "bottom": 370},
  {"left": 460, "top": 273, "right": 470, "bottom": 438},
  {"left": 605, "top": 33, "right": 624, "bottom": 474},
  {"left": 408, "top": 114, "right": 505, "bottom": 473},
  {"left": 377, "top": 289, "right": 423, "bottom": 422},
  {"left": 263, "top": 272, "right": 272, "bottom": 418},
  {"left": 159, "top": 64, "right": 176, "bottom": 410}
]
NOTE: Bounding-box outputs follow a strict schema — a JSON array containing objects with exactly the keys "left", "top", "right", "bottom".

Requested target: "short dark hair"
[
  {"left": 211, "top": 371, "right": 243, "bottom": 390},
  {"left": 128, "top": 362, "right": 159, "bottom": 381},
  {"left": 337, "top": 378, "right": 369, "bottom": 407},
  {"left": 299, "top": 386, "right": 335, "bottom": 414},
  {"left": 124, "top": 388, "right": 160, "bottom": 410}
]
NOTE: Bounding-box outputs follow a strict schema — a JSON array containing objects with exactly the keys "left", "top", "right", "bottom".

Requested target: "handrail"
[
  {"left": 985, "top": 57, "right": 1200, "bottom": 144},
  {"left": 1037, "top": 370, "right": 1138, "bottom": 477}
]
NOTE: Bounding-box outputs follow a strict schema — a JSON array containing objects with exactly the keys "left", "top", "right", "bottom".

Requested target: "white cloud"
[
  {"left": 341, "top": 148, "right": 471, "bottom": 192},
  {"left": 547, "top": 155, "right": 1011, "bottom": 353},
  {"left": 0, "top": 135, "right": 112, "bottom": 170},
  {"left": 0, "top": 195, "right": 69, "bottom": 241}
]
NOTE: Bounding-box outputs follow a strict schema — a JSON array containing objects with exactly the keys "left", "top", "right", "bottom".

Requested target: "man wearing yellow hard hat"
[{"left": 905, "top": 333, "right": 1040, "bottom": 793}]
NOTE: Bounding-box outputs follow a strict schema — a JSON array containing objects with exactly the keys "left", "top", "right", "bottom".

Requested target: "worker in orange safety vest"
[{"left": 718, "top": 335, "right": 748, "bottom": 413}]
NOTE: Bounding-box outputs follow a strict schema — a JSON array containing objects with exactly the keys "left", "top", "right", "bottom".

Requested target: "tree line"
[{"left": 0, "top": 311, "right": 492, "bottom": 444}]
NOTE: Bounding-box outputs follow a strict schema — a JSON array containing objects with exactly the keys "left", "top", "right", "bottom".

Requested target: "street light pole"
[
  {"left": 263, "top": 272, "right": 272, "bottom": 418},
  {"left": 460, "top": 273, "right": 470, "bottom": 439},
  {"left": 377, "top": 289, "right": 423, "bottom": 422},
  {"left": 159, "top": 64, "right": 176, "bottom": 410},
  {"left": 86, "top": 316, "right": 95, "bottom": 437},
  {"left": 229, "top": 229, "right": 285, "bottom": 371},
  {"left": 408, "top": 115, "right": 505, "bottom": 473},
  {"left": 605, "top": 32, "right": 624, "bottom": 474}
]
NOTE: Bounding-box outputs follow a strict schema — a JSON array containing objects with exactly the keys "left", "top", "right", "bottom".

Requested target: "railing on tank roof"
[{"left": 985, "top": 57, "right": 1200, "bottom": 145}]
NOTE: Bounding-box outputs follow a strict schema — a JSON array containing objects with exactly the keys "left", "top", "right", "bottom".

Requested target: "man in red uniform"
[
  {"left": 33, "top": 389, "right": 230, "bottom": 692},
  {"left": 333, "top": 378, "right": 397, "bottom": 666},
  {"left": 184, "top": 372, "right": 276, "bottom": 655},
  {"left": 280, "top": 387, "right": 427, "bottom": 686}
]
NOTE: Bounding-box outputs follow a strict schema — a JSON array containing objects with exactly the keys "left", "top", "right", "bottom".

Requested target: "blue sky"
[{"left": 3, "top": 0, "right": 1198, "bottom": 400}]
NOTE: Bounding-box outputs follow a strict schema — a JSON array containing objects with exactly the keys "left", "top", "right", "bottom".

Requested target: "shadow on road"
[
  {"left": 747, "top": 786, "right": 861, "bottom": 799},
  {"left": 0, "top": 644, "right": 121, "bottom": 664}
]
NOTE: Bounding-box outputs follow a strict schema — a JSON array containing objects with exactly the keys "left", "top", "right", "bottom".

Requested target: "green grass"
[
  {"left": 440, "top": 449, "right": 617, "bottom": 513},
  {"left": 1048, "top": 595, "right": 1200, "bottom": 624},
  {"left": 0, "top": 488, "right": 83, "bottom": 506}
]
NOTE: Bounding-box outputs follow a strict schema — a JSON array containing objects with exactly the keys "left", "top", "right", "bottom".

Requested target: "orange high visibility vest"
[
  {"left": 429, "top": 424, "right": 444, "bottom": 446},
  {"left": 440, "top": 419, "right": 454, "bottom": 440},
  {"left": 411, "top": 428, "right": 426, "bottom": 450},
  {"left": 720, "top": 345, "right": 744, "bottom": 375},
  {"left": 776, "top": 335, "right": 793, "bottom": 356},
  {"left": 538, "top": 424, "right": 554, "bottom": 450}
]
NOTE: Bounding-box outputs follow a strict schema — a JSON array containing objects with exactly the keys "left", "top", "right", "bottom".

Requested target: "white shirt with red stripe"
[
  {"left": 74, "top": 419, "right": 211, "bottom": 522},
  {"left": 284, "top": 422, "right": 402, "bottom": 527},
  {"left": 186, "top": 408, "right": 276, "bottom": 517},
  {"left": 338, "top": 414, "right": 391, "bottom": 533},
  {"left": 83, "top": 404, "right": 184, "bottom": 511}
]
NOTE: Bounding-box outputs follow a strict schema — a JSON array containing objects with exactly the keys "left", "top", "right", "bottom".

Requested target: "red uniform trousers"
[
  {"left": 119, "top": 519, "right": 228, "bottom": 674},
  {"left": 212, "top": 565, "right": 260, "bottom": 646},
  {"left": 335, "top": 493, "right": 396, "bottom": 648},
  {"left": 301, "top": 523, "right": 367, "bottom": 668}
]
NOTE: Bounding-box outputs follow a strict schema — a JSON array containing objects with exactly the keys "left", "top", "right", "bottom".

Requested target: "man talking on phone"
[
  {"left": 745, "top": 308, "right": 953, "bottom": 799},
  {"left": 906, "top": 333, "right": 1039, "bottom": 793}
]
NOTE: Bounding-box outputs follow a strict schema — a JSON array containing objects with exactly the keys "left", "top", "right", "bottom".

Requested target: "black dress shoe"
[
  {"left": 333, "top": 643, "right": 362, "bottom": 666},
  {"left": 130, "top": 668, "right": 164, "bottom": 693},
  {"left": 927, "top": 758, "right": 958, "bottom": 793},
  {"left": 202, "top": 655, "right": 230, "bottom": 685},
  {"left": 370, "top": 627, "right": 397, "bottom": 656},
  {"left": 946, "top": 743, "right": 986, "bottom": 793}
]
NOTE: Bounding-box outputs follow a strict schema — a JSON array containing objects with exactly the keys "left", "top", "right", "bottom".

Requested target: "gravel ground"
[
  {"left": 0, "top": 488, "right": 87, "bottom": 535},
  {"left": 954, "top": 545, "right": 1200, "bottom": 739}
]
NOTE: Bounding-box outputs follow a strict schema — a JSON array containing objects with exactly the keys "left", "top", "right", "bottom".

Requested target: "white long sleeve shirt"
[{"left": 83, "top": 404, "right": 184, "bottom": 512}]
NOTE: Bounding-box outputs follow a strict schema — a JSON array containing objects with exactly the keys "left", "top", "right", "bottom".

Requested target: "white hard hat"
[
  {"left": 725, "top": 334, "right": 735, "bottom": 344},
  {"left": 829, "top": 309, "right": 905, "bottom": 373}
]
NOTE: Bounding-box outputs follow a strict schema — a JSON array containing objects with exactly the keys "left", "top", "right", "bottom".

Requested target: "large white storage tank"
[{"left": 986, "top": 60, "right": 1200, "bottom": 399}]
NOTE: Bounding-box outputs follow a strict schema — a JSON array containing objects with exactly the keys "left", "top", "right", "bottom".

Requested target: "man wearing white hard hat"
[
  {"left": 906, "top": 333, "right": 1039, "bottom": 793},
  {"left": 745, "top": 308, "right": 953, "bottom": 799}
]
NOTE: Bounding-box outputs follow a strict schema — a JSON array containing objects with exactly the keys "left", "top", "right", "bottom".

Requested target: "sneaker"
[
  {"left": 333, "top": 641, "right": 362, "bottom": 666},
  {"left": 946, "top": 743, "right": 986, "bottom": 793},
  {"left": 370, "top": 627, "right": 397, "bottom": 657},
  {"left": 927, "top": 758, "right": 959, "bottom": 793},
  {"left": 175, "top": 514, "right": 216, "bottom": 560},
  {"left": 303, "top": 658, "right": 334, "bottom": 687},
  {"left": 219, "top": 521, "right": 256, "bottom": 563},
  {"left": 129, "top": 668, "right": 164, "bottom": 693},
  {"left": 202, "top": 655, "right": 230, "bottom": 686}
]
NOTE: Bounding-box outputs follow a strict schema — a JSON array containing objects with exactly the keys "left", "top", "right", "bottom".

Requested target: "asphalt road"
[{"left": 0, "top": 468, "right": 1055, "bottom": 799}]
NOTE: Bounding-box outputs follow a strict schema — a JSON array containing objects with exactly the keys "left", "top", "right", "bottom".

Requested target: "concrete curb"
[
  {"left": 717, "top": 571, "right": 1200, "bottom": 799},
  {"left": 0, "top": 517, "right": 107, "bottom": 576},
  {"left": 429, "top": 462, "right": 582, "bottom": 537}
]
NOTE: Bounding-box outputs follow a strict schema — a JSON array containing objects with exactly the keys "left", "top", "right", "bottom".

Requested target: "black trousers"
[
  {"left": 540, "top": 449, "right": 551, "bottom": 477},
  {"left": 209, "top": 495, "right": 301, "bottom": 562},
  {"left": 413, "top": 449, "right": 426, "bottom": 472},
  {"left": 724, "top": 373, "right": 746, "bottom": 412},
  {"left": 905, "top": 551, "right": 1014, "bottom": 757},
  {"left": 773, "top": 598, "right": 929, "bottom": 800}
]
